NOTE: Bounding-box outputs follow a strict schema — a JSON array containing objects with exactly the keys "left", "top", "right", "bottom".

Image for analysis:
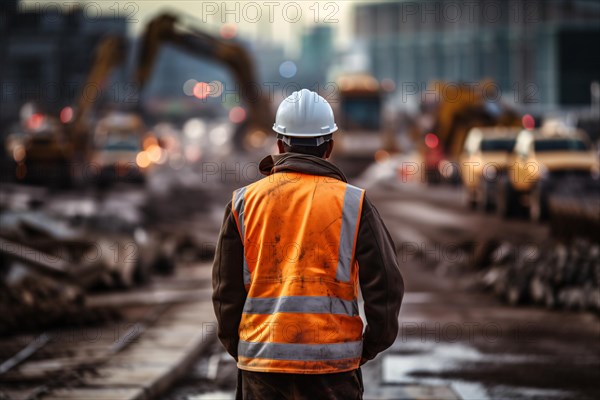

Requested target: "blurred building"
[
  {"left": 250, "top": 41, "right": 286, "bottom": 88},
  {"left": 248, "top": 26, "right": 333, "bottom": 100},
  {"left": 354, "top": 0, "right": 600, "bottom": 110},
  {"left": 0, "top": 0, "right": 127, "bottom": 129},
  {"left": 298, "top": 25, "right": 334, "bottom": 87}
]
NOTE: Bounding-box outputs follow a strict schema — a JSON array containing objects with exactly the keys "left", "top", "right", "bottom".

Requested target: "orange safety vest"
[{"left": 231, "top": 171, "right": 365, "bottom": 374}]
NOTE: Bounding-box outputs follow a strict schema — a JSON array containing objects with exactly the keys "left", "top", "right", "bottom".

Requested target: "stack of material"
[
  {"left": 0, "top": 213, "right": 113, "bottom": 335},
  {"left": 0, "top": 178, "right": 221, "bottom": 336},
  {"left": 479, "top": 239, "right": 600, "bottom": 312},
  {"left": 0, "top": 210, "right": 167, "bottom": 335}
]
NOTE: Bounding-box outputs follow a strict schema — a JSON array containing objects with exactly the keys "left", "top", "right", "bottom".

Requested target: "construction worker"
[{"left": 213, "top": 89, "right": 404, "bottom": 399}]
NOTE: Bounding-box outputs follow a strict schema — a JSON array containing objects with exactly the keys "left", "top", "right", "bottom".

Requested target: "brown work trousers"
[{"left": 235, "top": 368, "right": 364, "bottom": 400}]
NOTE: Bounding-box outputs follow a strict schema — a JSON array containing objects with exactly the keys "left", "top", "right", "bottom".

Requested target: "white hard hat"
[{"left": 273, "top": 89, "right": 338, "bottom": 142}]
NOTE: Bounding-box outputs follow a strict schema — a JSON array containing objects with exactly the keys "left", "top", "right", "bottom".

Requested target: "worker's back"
[
  {"left": 213, "top": 89, "right": 403, "bottom": 399},
  {"left": 231, "top": 171, "right": 365, "bottom": 374}
]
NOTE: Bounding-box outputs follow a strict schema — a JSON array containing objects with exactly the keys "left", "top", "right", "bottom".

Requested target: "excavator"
[
  {"left": 418, "top": 80, "right": 521, "bottom": 183},
  {"left": 35, "top": 13, "right": 272, "bottom": 185}
]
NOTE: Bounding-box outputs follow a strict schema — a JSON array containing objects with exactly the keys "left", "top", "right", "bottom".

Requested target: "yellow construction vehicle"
[
  {"left": 6, "top": 112, "right": 73, "bottom": 186},
  {"left": 330, "top": 73, "right": 394, "bottom": 177},
  {"left": 61, "top": 13, "right": 272, "bottom": 185},
  {"left": 460, "top": 126, "right": 521, "bottom": 211},
  {"left": 91, "top": 111, "right": 148, "bottom": 185},
  {"left": 498, "top": 123, "right": 599, "bottom": 220},
  {"left": 419, "top": 80, "right": 521, "bottom": 184},
  {"left": 134, "top": 13, "right": 272, "bottom": 145}
]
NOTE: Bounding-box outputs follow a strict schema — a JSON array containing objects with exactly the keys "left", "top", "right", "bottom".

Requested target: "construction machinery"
[
  {"left": 9, "top": 13, "right": 272, "bottom": 186},
  {"left": 459, "top": 126, "right": 522, "bottom": 211},
  {"left": 134, "top": 13, "right": 272, "bottom": 142},
  {"left": 418, "top": 81, "right": 521, "bottom": 183},
  {"left": 498, "top": 123, "right": 599, "bottom": 220},
  {"left": 91, "top": 111, "right": 148, "bottom": 185},
  {"left": 5, "top": 110, "right": 73, "bottom": 186},
  {"left": 331, "top": 73, "right": 394, "bottom": 177}
]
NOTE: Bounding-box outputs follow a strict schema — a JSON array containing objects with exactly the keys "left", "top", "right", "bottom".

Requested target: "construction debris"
[
  {"left": 0, "top": 180, "right": 217, "bottom": 338},
  {"left": 478, "top": 239, "right": 600, "bottom": 312}
]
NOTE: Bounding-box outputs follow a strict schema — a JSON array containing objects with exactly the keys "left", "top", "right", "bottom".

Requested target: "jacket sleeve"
[
  {"left": 355, "top": 195, "right": 404, "bottom": 363},
  {"left": 212, "top": 200, "right": 247, "bottom": 360}
]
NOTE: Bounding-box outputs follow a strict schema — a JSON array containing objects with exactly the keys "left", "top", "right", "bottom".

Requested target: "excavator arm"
[
  {"left": 71, "top": 13, "right": 271, "bottom": 155},
  {"left": 71, "top": 36, "right": 127, "bottom": 154},
  {"left": 136, "top": 14, "right": 272, "bottom": 139}
]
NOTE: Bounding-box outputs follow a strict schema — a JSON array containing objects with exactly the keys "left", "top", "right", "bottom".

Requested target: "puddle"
[
  {"left": 187, "top": 392, "right": 234, "bottom": 400},
  {"left": 381, "top": 340, "right": 585, "bottom": 399},
  {"left": 383, "top": 342, "right": 484, "bottom": 383},
  {"left": 383, "top": 342, "right": 489, "bottom": 399},
  {"left": 452, "top": 381, "right": 491, "bottom": 400}
]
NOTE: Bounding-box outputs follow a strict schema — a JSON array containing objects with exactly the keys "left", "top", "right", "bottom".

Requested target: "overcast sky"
[{"left": 21, "top": 0, "right": 371, "bottom": 55}]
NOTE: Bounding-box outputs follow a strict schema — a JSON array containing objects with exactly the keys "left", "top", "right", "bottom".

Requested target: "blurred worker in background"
[{"left": 213, "top": 89, "right": 404, "bottom": 399}]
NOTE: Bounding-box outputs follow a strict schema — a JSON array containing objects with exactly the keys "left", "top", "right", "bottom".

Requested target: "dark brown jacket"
[{"left": 212, "top": 153, "right": 404, "bottom": 364}]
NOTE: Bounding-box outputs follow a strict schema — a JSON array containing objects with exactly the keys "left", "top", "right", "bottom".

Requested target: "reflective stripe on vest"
[
  {"left": 336, "top": 184, "right": 363, "bottom": 282},
  {"left": 232, "top": 173, "right": 365, "bottom": 374},
  {"left": 238, "top": 340, "right": 362, "bottom": 361},
  {"left": 243, "top": 295, "right": 359, "bottom": 316}
]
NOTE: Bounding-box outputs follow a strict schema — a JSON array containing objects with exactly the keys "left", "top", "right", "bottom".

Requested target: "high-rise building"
[
  {"left": 299, "top": 25, "right": 334, "bottom": 86},
  {"left": 354, "top": 0, "right": 600, "bottom": 109}
]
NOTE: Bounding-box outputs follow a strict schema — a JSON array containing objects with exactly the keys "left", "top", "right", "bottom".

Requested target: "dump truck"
[{"left": 330, "top": 73, "right": 394, "bottom": 177}]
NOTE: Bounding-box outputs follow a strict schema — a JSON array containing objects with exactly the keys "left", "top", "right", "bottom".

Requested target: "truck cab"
[
  {"left": 460, "top": 126, "right": 520, "bottom": 211},
  {"left": 331, "top": 73, "right": 385, "bottom": 177},
  {"left": 92, "top": 112, "right": 147, "bottom": 184}
]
